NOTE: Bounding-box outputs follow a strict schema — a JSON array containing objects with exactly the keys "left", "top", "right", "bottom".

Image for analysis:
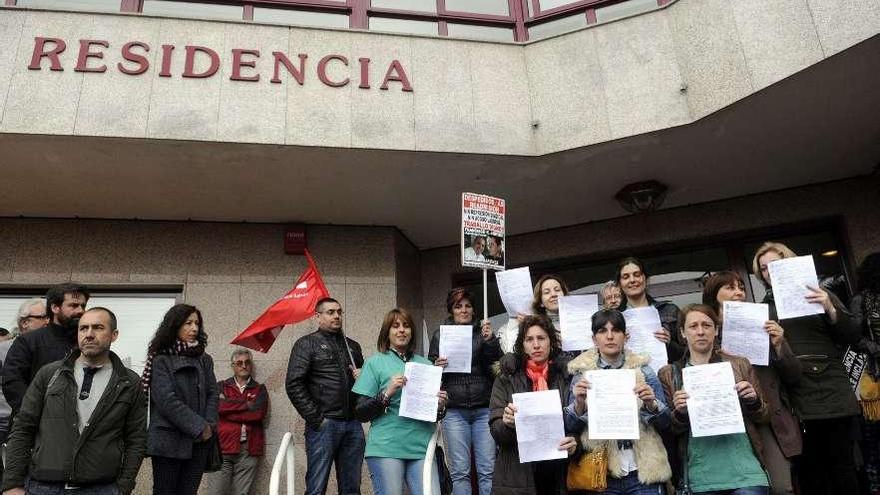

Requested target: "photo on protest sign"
[{"left": 461, "top": 193, "right": 505, "bottom": 270}]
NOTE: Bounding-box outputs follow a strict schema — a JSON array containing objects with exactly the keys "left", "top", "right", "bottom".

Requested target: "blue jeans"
[
  {"left": 366, "top": 457, "right": 440, "bottom": 495},
  {"left": 600, "top": 471, "right": 663, "bottom": 495},
  {"left": 24, "top": 478, "right": 119, "bottom": 494},
  {"left": 442, "top": 407, "right": 495, "bottom": 495},
  {"left": 696, "top": 487, "right": 769, "bottom": 495},
  {"left": 304, "top": 418, "right": 365, "bottom": 495}
]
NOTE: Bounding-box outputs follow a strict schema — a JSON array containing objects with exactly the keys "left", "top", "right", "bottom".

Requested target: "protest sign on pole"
[{"left": 462, "top": 193, "right": 506, "bottom": 322}]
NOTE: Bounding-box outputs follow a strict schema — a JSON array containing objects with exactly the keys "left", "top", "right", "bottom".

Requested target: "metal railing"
[{"left": 269, "top": 432, "right": 296, "bottom": 495}]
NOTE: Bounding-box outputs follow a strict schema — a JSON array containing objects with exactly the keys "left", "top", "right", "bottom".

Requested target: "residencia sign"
[{"left": 27, "top": 37, "right": 413, "bottom": 92}]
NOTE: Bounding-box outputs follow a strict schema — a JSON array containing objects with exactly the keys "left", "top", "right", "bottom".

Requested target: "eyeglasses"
[
  {"left": 319, "top": 309, "right": 344, "bottom": 316},
  {"left": 233, "top": 360, "right": 252, "bottom": 367},
  {"left": 25, "top": 315, "right": 47, "bottom": 320}
]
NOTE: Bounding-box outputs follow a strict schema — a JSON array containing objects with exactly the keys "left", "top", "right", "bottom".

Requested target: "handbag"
[
  {"left": 435, "top": 445, "right": 453, "bottom": 495},
  {"left": 205, "top": 433, "right": 222, "bottom": 472},
  {"left": 566, "top": 446, "right": 607, "bottom": 491}
]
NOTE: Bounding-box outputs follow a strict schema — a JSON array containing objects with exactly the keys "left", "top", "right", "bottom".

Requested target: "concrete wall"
[
  {"left": 0, "top": 221, "right": 408, "bottom": 494},
  {"left": 419, "top": 175, "right": 880, "bottom": 329},
  {"left": 1, "top": 0, "right": 877, "bottom": 155}
]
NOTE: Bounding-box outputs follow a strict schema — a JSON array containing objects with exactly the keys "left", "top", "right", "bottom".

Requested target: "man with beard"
[
  {"left": 2, "top": 307, "right": 147, "bottom": 495},
  {"left": 1, "top": 283, "right": 89, "bottom": 414}
]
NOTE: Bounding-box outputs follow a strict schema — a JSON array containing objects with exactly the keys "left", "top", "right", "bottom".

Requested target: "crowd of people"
[{"left": 0, "top": 241, "right": 877, "bottom": 495}]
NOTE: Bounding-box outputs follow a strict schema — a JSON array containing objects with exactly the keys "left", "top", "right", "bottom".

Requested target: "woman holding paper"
[
  {"left": 498, "top": 274, "right": 571, "bottom": 353},
  {"left": 658, "top": 304, "right": 770, "bottom": 495},
  {"left": 752, "top": 242, "right": 861, "bottom": 495},
  {"left": 353, "top": 308, "right": 448, "bottom": 495},
  {"left": 567, "top": 308, "right": 672, "bottom": 493},
  {"left": 615, "top": 257, "right": 686, "bottom": 362},
  {"left": 703, "top": 271, "right": 802, "bottom": 495},
  {"left": 489, "top": 314, "right": 579, "bottom": 495},
  {"left": 429, "top": 288, "right": 503, "bottom": 495}
]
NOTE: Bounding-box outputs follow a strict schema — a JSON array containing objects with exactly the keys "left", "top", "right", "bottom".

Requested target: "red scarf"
[{"left": 525, "top": 359, "right": 550, "bottom": 391}]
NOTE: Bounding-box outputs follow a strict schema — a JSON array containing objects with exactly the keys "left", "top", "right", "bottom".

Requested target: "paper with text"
[
  {"left": 768, "top": 255, "right": 824, "bottom": 320},
  {"left": 623, "top": 307, "right": 668, "bottom": 372},
  {"left": 585, "top": 369, "right": 639, "bottom": 440},
  {"left": 496, "top": 267, "right": 534, "bottom": 317},
  {"left": 439, "top": 325, "right": 473, "bottom": 373},
  {"left": 399, "top": 362, "right": 443, "bottom": 422},
  {"left": 559, "top": 294, "right": 599, "bottom": 352},
  {"left": 683, "top": 361, "right": 745, "bottom": 437},
  {"left": 512, "top": 390, "right": 568, "bottom": 463},
  {"left": 722, "top": 301, "right": 770, "bottom": 366}
]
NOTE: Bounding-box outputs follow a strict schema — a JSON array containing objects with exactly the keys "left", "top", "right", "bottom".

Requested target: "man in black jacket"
[
  {"left": 2, "top": 283, "right": 89, "bottom": 414},
  {"left": 2, "top": 307, "right": 147, "bottom": 495},
  {"left": 286, "top": 297, "right": 365, "bottom": 495}
]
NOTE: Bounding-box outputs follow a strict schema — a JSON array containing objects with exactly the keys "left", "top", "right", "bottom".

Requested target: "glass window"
[
  {"left": 15, "top": 0, "right": 120, "bottom": 13},
  {"left": 595, "top": 0, "right": 658, "bottom": 23},
  {"left": 527, "top": 12, "right": 586, "bottom": 40},
  {"left": 369, "top": 16, "right": 438, "bottom": 35},
  {"left": 141, "top": 0, "right": 243, "bottom": 21},
  {"left": 0, "top": 293, "right": 179, "bottom": 375},
  {"left": 536, "top": 0, "right": 580, "bottom": 12},
  {"left": 447, "top": 23, "right": 513, "bottom": 42},
  {"left": 445, "top": 0, "right": 509, "bottom": 16},
  {"left": 370, "top": 0, "right": 437, "bottom": 14},
  {"left": 253, "top": 7, "right": 349, "bottom": 28}
]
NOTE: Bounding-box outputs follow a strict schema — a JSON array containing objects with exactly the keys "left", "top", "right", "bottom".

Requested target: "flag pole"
[{"left": 483, "top": 269, "right": 488, "bottom": 323}]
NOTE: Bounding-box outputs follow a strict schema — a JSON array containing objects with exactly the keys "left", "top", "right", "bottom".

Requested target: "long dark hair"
[
  {"left": 377, "top": 308, "right": 417, "bottom": 354},
  {"left": 531, "top": 274, "right": 569, "bottom": 315},
  {"left": 701, "top": 270, "right": 746, "bottom": 314},
  {"left": 147, "top": 303, "right": 207, "bottom": 354}
]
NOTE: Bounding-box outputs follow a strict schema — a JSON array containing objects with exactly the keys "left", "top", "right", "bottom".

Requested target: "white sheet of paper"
[
  {"left": 683, "top": 362, "right": 745, "bottom": 437},
  {"left": 439, "top": 325, "right": 473, "bottom": 373},
  {"left": 585, "top": 369, "right": 639, "bottom": 440},
  {"left": 722, "top": 301, "right": 770, "bottom": 366},
  {"left": 495, "top": 266, "right": 534, "bottom": 317},
  {"left": 768, "top": 255, "right": 824, "bottom": 320},
  {"left": 399, "top": 362, "right": 443, "bottom": 422},
  {"left": 559, "top": 295, "right": 599, "bottom": 352},
  {"left": 622, "top": 307, "right": 668, "bottom": 372},
  {"left": 512, "top": 390, "right": 567, "bottom": 463}
]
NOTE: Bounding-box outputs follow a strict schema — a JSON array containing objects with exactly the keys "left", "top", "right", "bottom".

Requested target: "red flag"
[{"left": 231, "top": 249, "right": 330, "bottom": 353}]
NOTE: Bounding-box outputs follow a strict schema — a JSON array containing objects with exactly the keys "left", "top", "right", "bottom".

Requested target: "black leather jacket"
[
  {"left": 428, "top": 318, "right": 503, "bottom": 409},
  {"left": 285, "top": 329, "right": 364, "bottom": 429}
]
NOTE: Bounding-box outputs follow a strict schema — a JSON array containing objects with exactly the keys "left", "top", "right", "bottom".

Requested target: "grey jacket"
[{"left": 147, "top": 352, "right": 218, "bottom": 459}]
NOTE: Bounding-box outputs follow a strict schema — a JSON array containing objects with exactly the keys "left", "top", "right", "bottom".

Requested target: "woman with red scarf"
[{"left": 489, "top": 314, "right": 579, "bottom": 495}]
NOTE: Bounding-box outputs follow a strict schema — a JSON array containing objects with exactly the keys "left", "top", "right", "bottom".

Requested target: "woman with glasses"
[{"left": 143, "top": 303, "right": 218, "bottom": 495}]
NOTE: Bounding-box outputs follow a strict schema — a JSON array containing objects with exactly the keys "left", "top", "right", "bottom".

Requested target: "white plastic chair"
[
  {"left": 422, "top": 425, "right": 441, "bottom": 495},
  {"left": 269, "top": 432, "right": 296, "bottom": 495}
]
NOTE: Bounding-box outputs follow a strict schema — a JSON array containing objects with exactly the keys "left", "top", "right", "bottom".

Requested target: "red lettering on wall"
[
  {"left": 270, "top": 52, "right": 307, "bottom": 85},
  {"left": 231, "top": 49, "right": 261, "bottom": 82},
  {"left": 29, "top": 37, "right": 66, "bottom": 71},
  {"left": 74, "top": 39, "right": 109, "bottom": 73},
  {"left": 358, "top": 57, "right": 370, "bottom": 89},
  {"left": 183, "top": 46, "right": 220, "bottom": 78},
  {"left": 159, "top": 44, "right": 174, "bottom": 77},
  {"left": 118, "top": 42, "right": 150, "bottom": 75},
  {"left": 380, "top": 60, "right": 412, "bottom": 92},
  {"left": 317, "top": 54, "right": 349, "bottom": 88}
]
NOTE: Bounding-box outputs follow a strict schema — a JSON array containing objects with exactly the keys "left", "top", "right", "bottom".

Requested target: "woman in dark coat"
[
  {"left": 489, "top": 315, "right": 579, "bottom": 495},
  {"left": 752, "top": 242, "right": 861, "bottom": 495},
  {"left": 142, "top": 303, "right": 219, "bottom": 495}
]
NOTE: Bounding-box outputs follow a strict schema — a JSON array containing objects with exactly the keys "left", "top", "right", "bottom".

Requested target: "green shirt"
[
  {"left": 352, "top": 351, "right": 436, "bottom": 459},
  {"left": 688, "top": 432, "right": 768, "bottom": 492}
]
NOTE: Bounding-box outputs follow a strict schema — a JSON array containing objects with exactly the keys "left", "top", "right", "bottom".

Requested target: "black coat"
[
  {"left": 618, "top": 296, "right": 686, "bottom": 363},
  {"left": 285, "top": 329, "right": 364, "bottom": 429},
  {"left": 764, "top": 291, "right": 861, "bottom": 420},
  {"left": 489, "top": 353, "right": 572, "bottom": 495},
  {"left": 147, "top": 353, "right": 218, "bottom": 459},
  {"left": 1, "top": 322, "right": 77, "bottom": 413},
  {"left": 428, "top": 318, "right": 503, "bottom": 409},
  {"left": 3, "top": 350, "right": 147, "bottom": 495}
]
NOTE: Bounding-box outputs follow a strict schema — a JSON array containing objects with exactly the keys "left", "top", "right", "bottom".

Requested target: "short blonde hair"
[{"left": 752, "top": 241, "right": 798, "bottom": 286}]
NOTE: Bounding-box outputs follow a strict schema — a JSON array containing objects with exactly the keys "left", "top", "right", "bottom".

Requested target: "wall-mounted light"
[
  {"left": 614, "top": 180, "right": 669, "bottom": 214},
  {"left": 821, "top": 250, "right": 839, "bottom": 257}
]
